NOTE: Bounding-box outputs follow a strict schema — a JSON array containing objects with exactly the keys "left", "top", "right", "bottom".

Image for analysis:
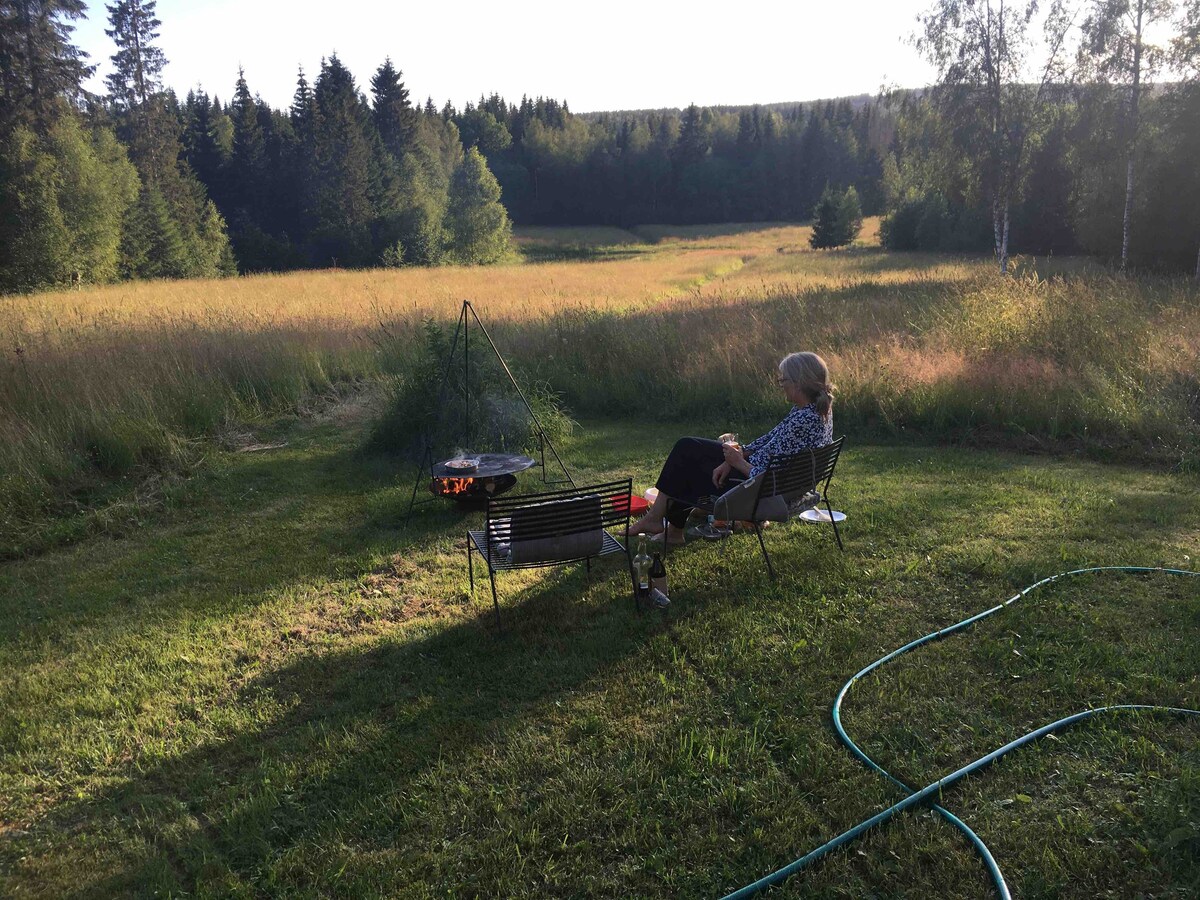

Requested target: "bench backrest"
[
  {"left": 486, "top": 478, "right": 631, "bottom": 564},
  {"left": 758, "top": 436, "right": 844, "bottom": 504},
  {"left": 711, "top": 437, "right": 844, "bottom": 522}
]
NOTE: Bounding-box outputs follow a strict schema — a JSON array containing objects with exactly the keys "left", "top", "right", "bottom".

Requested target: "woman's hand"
[
  {"left": 722, "top": 443, "right": 752, "bottom": 476},
  {"left": 712, "top": 461, "right": 732, "bottom": 488}
]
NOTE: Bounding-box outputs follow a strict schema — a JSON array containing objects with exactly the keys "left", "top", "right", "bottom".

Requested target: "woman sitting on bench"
[{"left": 627, "top": 351, "right": 834, "bottom": 544}]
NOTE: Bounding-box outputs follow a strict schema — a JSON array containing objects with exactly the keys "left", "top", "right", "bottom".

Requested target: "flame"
[{"left": 432, "top": 476, "right": 476, "bottom": 496}]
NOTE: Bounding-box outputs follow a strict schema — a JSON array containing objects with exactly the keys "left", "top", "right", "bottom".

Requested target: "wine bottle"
[
  {"left": 650, "top": 552, "right": 668, "bottom": 597},
  {"left": 633, "top": 536, "right": 652, "bottom": 593}
]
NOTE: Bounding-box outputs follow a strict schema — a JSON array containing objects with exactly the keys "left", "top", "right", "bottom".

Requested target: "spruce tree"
[
  {"left": 104, "top": 1, "right": 165, "bottom": 112},
  {"left": 0, "top": 0, "right": 93, "bottom": 134},
  {"left": 196, "top": 197, "right": 237, "bottom": 274},
  {"left": 103, "top": 0, "right": 175, "bottom": 179},
  {"left": 735, "top": 109, "right": 758, "bottom": 162},
  {"left": 672, "top": 103, "right": 709, "bottom": 169},
  {"left": 229, "top": 68, "right": 265, "bottom": 202},
  {"left": 309, "top": 54, "right": 373, "bottom": 265},
  {"left": 810, "top": 185, "right": 847, "bottom": 249},
  {"left": 370, "top": 57, "right": 417, "bottom": 159},
  {"left": 103, "top": 0, "right": 233, "bottom": 278},
  {"left": 182, "top": 90, "right": 225, "bottom": 188},
  {"left": 291, "top": 66, "right": 313, "bottom": 141},
  {"left": 119, "top": 182, "right": 190, "bottom": 277}
]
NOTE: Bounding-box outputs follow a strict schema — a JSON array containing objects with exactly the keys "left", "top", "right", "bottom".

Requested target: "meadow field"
[
  {"left": 1, "top": 224, "right": 1199, "bottom": 896},
  {"left": 2, "top": 220, "right": 1197, "bottom": 557}
]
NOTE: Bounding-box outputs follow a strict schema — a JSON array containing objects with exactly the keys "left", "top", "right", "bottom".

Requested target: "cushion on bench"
[
  {"left": 508, "top": 494, "right": 605, "bottom": 564},
  {"left": 712, "top": 474, "right": 820, "bottom": 523}
]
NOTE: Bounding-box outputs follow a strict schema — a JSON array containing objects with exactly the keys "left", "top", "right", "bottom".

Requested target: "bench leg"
[
  {"left": 754, "top": 522, "right": 777, "bottom": 580},
  {"left": 826, "top": 498, "right": 844, "bottom": 551},
  {"left": 489, "top": 568, "right": 502, "bottom": 630},
  {"left": 624, "top": 546, "right": 640, "bottom": 613},
  {"left": 467, "top": 538, "right": 475, "bottom": 593}
]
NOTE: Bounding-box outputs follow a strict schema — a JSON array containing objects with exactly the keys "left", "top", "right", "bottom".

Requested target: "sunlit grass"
[
  {"left": 1, "top": 413, "right": 1196, "bottom": 897},
  {"left": 3, "top": 246, "right": 746, "bottom": 336}
]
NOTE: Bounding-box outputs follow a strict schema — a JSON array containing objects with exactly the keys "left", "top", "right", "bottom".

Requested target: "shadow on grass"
[
  {"left": 519, "top": 246, "right": 654, "bottom": 264},
  {"left": 60, "top": 558, "right": 661, "bottom": 896},
  {"left": 0, "top": 437, "right": 466, "bottom": 654},
  {"left": 633, "top": 222, "right": 804, "bottom": 242}
]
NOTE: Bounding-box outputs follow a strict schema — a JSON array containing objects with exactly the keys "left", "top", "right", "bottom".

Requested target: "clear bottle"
[{"left": 633, "top": 535, "right": 652, "bottom": 594}]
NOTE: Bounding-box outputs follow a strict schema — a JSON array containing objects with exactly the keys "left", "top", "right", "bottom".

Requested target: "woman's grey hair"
[{"left": 779, "top": 351, "right": 834, "bottom": 418}]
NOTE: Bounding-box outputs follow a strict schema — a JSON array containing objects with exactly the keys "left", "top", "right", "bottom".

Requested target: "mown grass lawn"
[{"left": 2, "top": 401, "right": 1198, "bottom": 898}]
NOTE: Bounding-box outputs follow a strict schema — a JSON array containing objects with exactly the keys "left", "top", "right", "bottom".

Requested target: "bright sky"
[{"left": 72, "top": 0, "right": 941, "bottom": 111}]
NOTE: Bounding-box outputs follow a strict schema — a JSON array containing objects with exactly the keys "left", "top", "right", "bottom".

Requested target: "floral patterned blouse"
[{"left": 743, "top": 403, "right": 832, "bottom": 478}]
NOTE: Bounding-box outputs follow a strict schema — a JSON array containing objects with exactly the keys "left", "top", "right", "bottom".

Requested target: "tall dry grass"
[
  {"left": 482, "top": 265, "right": 1199, "bottom": 463},
  {"left": 3, "top": 220, "right": 1197, "bottom": 557},
  {"left": 0, "top": 228, "right": 795, "bottom": 554}
]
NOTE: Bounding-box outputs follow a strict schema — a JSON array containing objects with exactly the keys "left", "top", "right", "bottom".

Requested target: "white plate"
[
  {"left": 798, "top": 508, "right": 846, "bottom": 524},
  {"left": 444, "top": 458, "right": 479, "bottom": 472}
]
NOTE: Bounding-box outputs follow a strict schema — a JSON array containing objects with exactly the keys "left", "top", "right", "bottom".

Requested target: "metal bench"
[
  {"left": 468, "top": 478, "right": 635, "bottom": 627},
  {"left": 694, "top": 436, "right": 846, "bottom": 578}
]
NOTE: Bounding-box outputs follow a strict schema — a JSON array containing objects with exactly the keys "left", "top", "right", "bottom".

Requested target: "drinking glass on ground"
[
  {"left": 694, "top": 496, "right": 731, "bottom": 541},
  {"left": 694, "top": 510, "right": 721, "bottom": 541}
]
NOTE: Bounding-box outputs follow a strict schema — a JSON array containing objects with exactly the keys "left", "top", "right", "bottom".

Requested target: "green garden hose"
[{"left": 723, "top": 566, "right": 1200, "bottom": 899}]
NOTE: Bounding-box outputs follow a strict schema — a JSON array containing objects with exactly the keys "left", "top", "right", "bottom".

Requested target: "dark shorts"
[{"left": 655, "top": 437, "right": 745, "bottom": 527}]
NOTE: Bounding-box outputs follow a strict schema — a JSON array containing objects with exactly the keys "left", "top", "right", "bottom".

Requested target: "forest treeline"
[
  {"left": 0, "top": 0, "right": 512, "bottom": 293},
  {"left": 2, "top": 0, "right": 1200, "bottom": 293}
]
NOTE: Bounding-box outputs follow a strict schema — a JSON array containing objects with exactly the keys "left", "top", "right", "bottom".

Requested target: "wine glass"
[
  {"left": 694, "top": 507, "right": 724, "bottom": 541},
  {"left": 708, "top": 432, "right": 740, "bottom": 537}
]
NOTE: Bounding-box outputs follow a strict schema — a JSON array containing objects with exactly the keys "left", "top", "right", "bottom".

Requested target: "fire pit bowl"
[
  {"left": 430, "top": 452, "right": 536, "bottom": 509},
  {"left": 430, "top": 472, "right": 518, "bottom": 508}
]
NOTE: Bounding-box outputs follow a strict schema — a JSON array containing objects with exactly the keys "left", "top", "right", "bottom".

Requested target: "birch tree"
[
  {"left": 917, "top": 0, "right": 1078, "bottom": 274},
  {"left": 1078, "top": 0, "right": 1176, "bottom": 271},
  {"left": 1174, "top": 1, "right": 1200, "bottom": 278}
]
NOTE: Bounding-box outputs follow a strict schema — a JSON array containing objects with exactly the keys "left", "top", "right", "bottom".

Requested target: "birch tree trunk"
[
  {"left": 1000, "top": 199, "right": 1011, "bottom": 275},
  {"left": 1121, "top": 0, "right": 1145, "bottom": 273},
  {"left": 1121, "top": 155, "right": 1135, "bottom": 271},
  {"left": 993, "top": 193, "right": 1005, "bottom": 270}
]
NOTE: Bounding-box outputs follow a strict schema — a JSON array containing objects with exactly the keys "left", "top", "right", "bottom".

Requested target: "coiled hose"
[{"left": 723, "top": 566, "right": 1200, "bottom": 899}]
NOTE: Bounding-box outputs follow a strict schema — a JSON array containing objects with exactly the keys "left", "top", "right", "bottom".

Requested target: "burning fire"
[{"left": 432, "top": 476, "right": 477, "bottom": 496}]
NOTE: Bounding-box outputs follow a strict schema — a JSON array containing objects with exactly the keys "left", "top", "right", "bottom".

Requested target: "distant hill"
[
  {"left": 577, "top": 92, "right": 909, "bottom": 120},
  {"left": 577, "top": 83, "right": 1179, "bottom": 120}
]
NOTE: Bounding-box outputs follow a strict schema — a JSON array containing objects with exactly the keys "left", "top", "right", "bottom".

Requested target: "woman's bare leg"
[
  {"left": 628, "top": 494, "right": 689, "bottom": 544},
  {"left": 627, "top": 490, "right": 669, "bottom": 534}
]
